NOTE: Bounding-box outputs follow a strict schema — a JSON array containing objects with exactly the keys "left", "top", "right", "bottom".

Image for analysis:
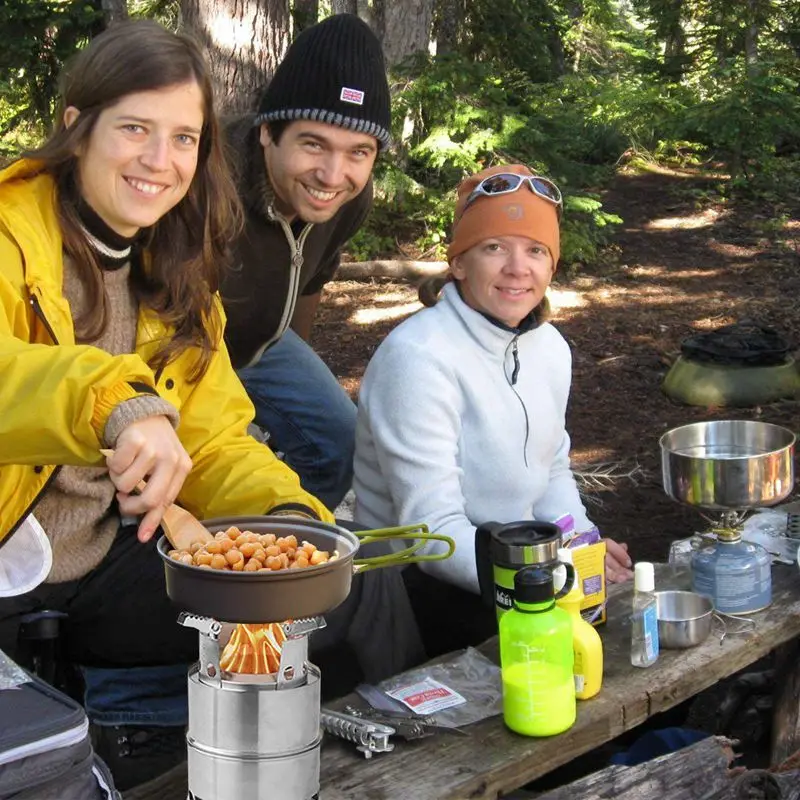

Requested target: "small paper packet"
[{"left": 385, "top": 677, "right": 466, "bottom": 715}]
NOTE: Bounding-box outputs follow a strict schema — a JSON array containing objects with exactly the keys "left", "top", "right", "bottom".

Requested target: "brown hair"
[{"left": 26, "top": 19, "right": 241, "bottom": 380}]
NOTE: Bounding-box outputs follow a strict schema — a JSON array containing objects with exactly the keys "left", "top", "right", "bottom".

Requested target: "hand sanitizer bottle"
[{"left": 630, "top": 562, "right": 659, "bottom": 668}]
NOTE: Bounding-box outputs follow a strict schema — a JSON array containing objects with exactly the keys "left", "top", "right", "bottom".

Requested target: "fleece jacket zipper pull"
[{"left": 511, "top": 338, "right": 521, "bottom": 385}]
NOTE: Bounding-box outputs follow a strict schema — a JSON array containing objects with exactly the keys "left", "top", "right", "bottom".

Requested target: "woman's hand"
[
  {"left": 604, "top": 537, "right": 633, "bottom": 583},
  {"left": 105, "top": 416, "right": 192, "bottom": 543}
]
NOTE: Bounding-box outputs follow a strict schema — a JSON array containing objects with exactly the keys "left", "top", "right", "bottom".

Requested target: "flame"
[{"left": 219, "top": 623, "right": 287, "bottom": 674}]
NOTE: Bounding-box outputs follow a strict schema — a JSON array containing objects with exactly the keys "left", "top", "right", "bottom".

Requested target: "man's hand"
[
  {"left": 105, "top": 416, "right": 192, "bottom": 543},
  {"left": 604, "top": 537, "right": 633, "bottom": 583}
]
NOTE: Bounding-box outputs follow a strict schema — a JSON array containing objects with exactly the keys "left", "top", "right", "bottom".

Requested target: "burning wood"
[{"left": 220, "top": 623, "right": 288, "bottom": 674}]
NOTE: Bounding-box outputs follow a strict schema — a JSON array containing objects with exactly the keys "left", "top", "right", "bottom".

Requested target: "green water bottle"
[{"left": 499, "top": 566, "right": 576, "bottom": 737}]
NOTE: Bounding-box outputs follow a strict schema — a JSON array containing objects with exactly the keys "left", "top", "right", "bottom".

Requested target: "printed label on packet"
[{"left": 385, "top": 677, "right": 466, "bottom": 715}]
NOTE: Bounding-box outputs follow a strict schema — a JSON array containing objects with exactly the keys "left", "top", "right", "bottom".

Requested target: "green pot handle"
[{"left": 352, "top": 524, "right": 456, "bottom": 572}]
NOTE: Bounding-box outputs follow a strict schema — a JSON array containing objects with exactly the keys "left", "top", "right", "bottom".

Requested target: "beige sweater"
[{"left": 36, "top": 259, "right": 176, "bottom": 582}]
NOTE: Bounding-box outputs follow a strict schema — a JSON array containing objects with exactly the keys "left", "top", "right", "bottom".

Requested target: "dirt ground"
[{"left": 311, "top": 165, "right": 800, "bottom": 564}]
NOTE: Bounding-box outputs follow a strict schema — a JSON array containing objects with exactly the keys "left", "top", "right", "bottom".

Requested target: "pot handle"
[{"left": 352, "top": 524, "right": 456, "bottom": 572}]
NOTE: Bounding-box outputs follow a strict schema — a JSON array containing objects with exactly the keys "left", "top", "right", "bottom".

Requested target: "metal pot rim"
[
  {"left": 654, "top": 590, "right": 713, "bottom": 622},
  {"left": 659, "top": 419, "right": 796, "bottom": 456}
]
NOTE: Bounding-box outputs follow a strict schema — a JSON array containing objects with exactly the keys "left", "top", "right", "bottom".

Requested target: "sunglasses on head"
[{"left": 463, "top": 172, "right": 563, "bottom": 218}]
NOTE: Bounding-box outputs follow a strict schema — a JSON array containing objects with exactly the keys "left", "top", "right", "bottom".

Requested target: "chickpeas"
[{"left": 167, "top": 526, "right": 338, "bottom": 573}]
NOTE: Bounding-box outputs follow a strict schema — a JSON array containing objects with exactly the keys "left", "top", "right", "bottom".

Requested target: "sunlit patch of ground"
[
  {"left": 646, "top": 207, "right": 722, "bottom": 230},
  {"left": 707, "top": 240, "right": 765, "bottom": 258},
  {"left": 352, "top": 301, "right": 422, "bottom": 326},
  {"left": 548, "top": 287, "right": 585, "bottom": 310}
]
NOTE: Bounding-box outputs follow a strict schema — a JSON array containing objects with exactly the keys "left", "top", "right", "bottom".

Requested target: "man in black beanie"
[
  {"left": 221, "top": 14, "right": 391, "bottom": 514},
  {"left": 219, "top": 15, "right": 425, "bottom": 698}
]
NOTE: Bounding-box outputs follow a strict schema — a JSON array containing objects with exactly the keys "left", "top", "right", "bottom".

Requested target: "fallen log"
[
  {"left": 336, "top": 259, "right": 447, "bottom": 281},
  {"left": 533, "top": 735, "right": 736, "bottom": 800}
]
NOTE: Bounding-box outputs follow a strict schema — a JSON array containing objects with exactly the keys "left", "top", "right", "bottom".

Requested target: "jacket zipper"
[
  {"left": 510, "top": 338, "right": 521, "bottom": 384},
  {"left": 507, "top": 336, "right": 530, "bottom": 467},
  {"left": 1, "top": 291, "right": 64, "bottom": 544},
  {"left": 264, "top": 207, "right": 313, "bottom": 350},
  {"left": 29, "top": 293, "right": 59, "bottom": 345}
]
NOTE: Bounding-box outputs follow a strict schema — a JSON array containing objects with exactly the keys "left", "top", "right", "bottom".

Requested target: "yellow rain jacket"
[{"left": 0, "top": 160, "right": 333, "bottom": 543}]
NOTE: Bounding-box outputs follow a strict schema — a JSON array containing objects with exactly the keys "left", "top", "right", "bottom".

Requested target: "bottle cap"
[
  {"left": 557, "top": 547, "right": 574, "bottom": 565},
  {"left": 514, "top": 566, "right": 554, "bottom": 605},
  {"left": 634, "top": 561, "right": 655, "bottom": 592}
]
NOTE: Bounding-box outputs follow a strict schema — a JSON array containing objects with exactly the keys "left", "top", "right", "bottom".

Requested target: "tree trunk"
[
  {"left": 432, "top": 0, "right": 461, "bottom": 55},
  {"left": 100, "top": 0, "right": 128, "bottom": 27},
  {"left": 534, "top": 736, "right": 737, "bottom": 800},
  {"left": 380, "top": 0, "right": 434, "bottom": 67},
  {"left": 331, "top": 0, "right": 357, "bottom": 14},
  {"left": 744, "top": 0, "right": 760, "bottom": 76},
  {"left": 336, "top": 260, "right": 447, "bottom": 281},
  {"left": 659, "top": 0, "right": 686, "bottom": 80},
  {"left": 293, "top": 0, "right": 318, "bottom": 31},
  {"left": 181, "top": 0, "right": 290, "bottom": 115}
]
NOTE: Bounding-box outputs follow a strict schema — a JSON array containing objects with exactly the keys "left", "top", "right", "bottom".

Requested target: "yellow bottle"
[{"left": 555, "top": 547, "right": 603, "bottom": 699}]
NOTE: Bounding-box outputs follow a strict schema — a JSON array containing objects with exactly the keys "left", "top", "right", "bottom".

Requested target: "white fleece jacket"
[{"left": 353, "top": 281, "right": 593, "bottom": 595}]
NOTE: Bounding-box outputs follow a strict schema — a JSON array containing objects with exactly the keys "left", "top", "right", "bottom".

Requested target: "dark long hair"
[{"left": 25, "top": 20, "right": 241, "bottom": 380}]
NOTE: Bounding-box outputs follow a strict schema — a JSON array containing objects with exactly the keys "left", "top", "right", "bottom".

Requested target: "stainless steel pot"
[
  {"left": 158, "top": 516, "right": 454, "bottom": 623},
  {"left": 660, "top": 420, "right": 795, "bottom": 509},
  {"left": 655, "top": 590, "right": 714, "bottom": 648}
]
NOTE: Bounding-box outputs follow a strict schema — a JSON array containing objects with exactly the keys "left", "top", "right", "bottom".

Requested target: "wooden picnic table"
[
  {"left": 319, "top": 562, "right": 800, "bottom": 800},
  {"left": 126, "top": 562, "right": 800, "bottom": 799}
]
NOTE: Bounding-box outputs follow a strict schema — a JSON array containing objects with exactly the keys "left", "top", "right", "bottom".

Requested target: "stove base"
[
  {"left": 187, "top": 733, "right": 321, "bottom": 800},
  {"left": 188, "top": 795, "right": 319, "bottom": 800}
]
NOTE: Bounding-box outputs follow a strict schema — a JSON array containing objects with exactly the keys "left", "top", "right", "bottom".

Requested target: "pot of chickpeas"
[{"left": 157, "top": 516, "right": 455, "bottom": 623}]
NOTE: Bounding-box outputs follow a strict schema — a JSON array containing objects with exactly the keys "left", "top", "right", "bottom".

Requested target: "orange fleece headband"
[{"left": 447, "top": 164, "right": 561, "bottom": 265}]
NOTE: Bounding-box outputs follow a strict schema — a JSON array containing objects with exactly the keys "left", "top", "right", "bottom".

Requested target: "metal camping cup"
[{"left": 475, "top": 521, "right": 575, "bottom": 619}]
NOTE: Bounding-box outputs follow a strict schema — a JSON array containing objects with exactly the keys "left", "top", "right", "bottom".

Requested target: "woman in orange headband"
[{"left": 353, "top": 164, "right": 632, "bottom": 647}]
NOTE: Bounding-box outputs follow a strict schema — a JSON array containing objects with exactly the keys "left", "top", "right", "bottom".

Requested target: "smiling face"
[
  {"left": 64, "top": 81, "right": 204, "bottom": 237},
  {"left": 260, "top": 120, "right": 378, "bottom": 224},
  {"left": 450, "top": 235, "right": 555, "bottom": 328}
]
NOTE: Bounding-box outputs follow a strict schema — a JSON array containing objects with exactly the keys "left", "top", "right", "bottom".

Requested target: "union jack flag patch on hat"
[{"left": 340, "top": 87, "right": 365, "bottom": 105}]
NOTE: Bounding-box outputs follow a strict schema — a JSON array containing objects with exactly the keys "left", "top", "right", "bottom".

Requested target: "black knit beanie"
[{"left": 255, "top": 14, "right": 391, "bottom": 148}]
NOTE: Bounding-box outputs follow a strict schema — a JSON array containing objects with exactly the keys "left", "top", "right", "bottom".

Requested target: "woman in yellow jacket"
[{"left": 0, "top": 20, "right": 356, "bottom": 790}]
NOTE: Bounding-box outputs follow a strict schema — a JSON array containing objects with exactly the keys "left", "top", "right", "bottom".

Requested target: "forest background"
[
  {"left": 2, "top": 0, "right": 800, "bottom": 558},
  {"left": 2, "top": 0, "right": 799, "bottom": 268}
]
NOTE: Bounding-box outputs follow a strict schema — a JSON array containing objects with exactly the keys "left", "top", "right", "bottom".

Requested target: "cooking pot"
[
  {"left": 655, "top": 590, "right": 714, "bottom": 648},
  {"left": 655, "top": 590, "right": 757, "bottom": 647},
  {"left": 660, "top": 420, "right": 795, "bottom": 509},
  {"left": 158, "top": 516, "right": 454, "bottom": 623}
]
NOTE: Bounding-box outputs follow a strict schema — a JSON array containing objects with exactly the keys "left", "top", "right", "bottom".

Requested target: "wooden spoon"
[{"left": 100, "top": 449, "right": 213, "bottom": 551}]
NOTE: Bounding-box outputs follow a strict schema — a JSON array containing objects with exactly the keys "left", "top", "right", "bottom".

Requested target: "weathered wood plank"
[
  {"left": 532, "top": 736, "right": 736, "bottom": 800},
  {"left": 320, "top": 565, "right": 800, "bottom": 800},
  {"left": 770, "top": 638, "right": 800, "bottom": 766}
]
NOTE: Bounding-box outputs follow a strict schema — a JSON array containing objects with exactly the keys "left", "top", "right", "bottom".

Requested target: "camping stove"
[{"left": 178, "top": 613, "right": 326, "bottom": 800}]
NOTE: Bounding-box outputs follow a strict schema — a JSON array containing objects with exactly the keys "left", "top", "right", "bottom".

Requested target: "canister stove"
[
  {"left": 660, "top": 420, "right": 796, "bottom": 615},
  {"left": 178, "top": 613, "right": 326, "bottom": 800}
]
